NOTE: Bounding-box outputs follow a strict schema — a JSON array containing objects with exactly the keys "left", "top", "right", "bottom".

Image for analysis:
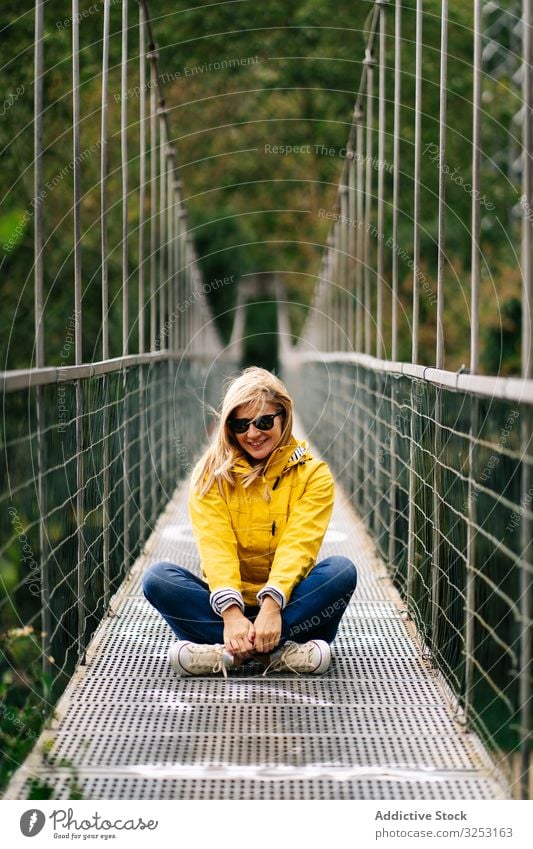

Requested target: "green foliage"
[
  {"left": 243, "top": 297, "right": 279, "bottom": 372},
  {"left": 0, "top": 0, "right": 525, "bottom": 371},
  {"left": 0, "top": 627, "right": 52, "bottom": 791}
]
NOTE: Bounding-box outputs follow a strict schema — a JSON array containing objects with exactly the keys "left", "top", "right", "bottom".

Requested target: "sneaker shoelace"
[
  {"left": 262, "top": 642, "right": 315, "bottom": 677},
  {"left": 187, "top": 645, "right": 229, "bottom": 679}
]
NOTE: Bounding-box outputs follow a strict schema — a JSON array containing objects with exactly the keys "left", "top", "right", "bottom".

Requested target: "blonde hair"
[{"left": 191, "top": 366, "right": 294, "bottom": 498}]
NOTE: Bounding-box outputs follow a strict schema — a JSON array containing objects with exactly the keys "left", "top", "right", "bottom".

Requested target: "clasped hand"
[{"left": 222, "top": 599, "right": 282, "bottom": 660}]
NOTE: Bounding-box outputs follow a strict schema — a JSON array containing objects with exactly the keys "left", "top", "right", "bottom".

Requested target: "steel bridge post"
[
  {"left": 388, "top": 0, "right": 402, "bottom": 572},
  {"left": 101, "top": 0, "right": 111, "bottom": 608},
  {"left": 407, "top": 0, "right": 424, "bottom": 609},
  {"left": 464, "top": 0, "right": 482, "bottom": 734},
  {"left": 34, "top": 0, "right": 51, "bottom": 687},
  {"left": 520, "top": 0, "right": 533, "bottom": 800},
  {"left": 138, "top": 2, "right": 148, "bottom": 543}
]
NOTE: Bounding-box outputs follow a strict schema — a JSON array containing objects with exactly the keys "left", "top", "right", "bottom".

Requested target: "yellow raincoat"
[{"left": 188, "top": 436, "right": 335, "bottom": 607}]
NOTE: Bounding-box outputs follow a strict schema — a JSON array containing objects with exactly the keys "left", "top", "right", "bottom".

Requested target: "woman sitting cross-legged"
[{"left": 142, "top": 366, "right": 357, "bottom": 677}]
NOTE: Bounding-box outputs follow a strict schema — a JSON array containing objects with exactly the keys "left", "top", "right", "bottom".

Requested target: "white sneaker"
[
  {"left": 263, "top": 640, "right": 331, "bottom": 676},
  {"left": 169, "top": 641, "right": 234, "bottom": 678}
]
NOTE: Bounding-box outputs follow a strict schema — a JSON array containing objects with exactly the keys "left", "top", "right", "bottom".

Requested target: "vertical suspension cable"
[
  {"left": 346, "top": 152, "right": 356, "bottom": 351},
  {"left": 355, "top": 112, "right": 364, "bottom": 351},
  {"left": 120, "top": 0, "right": 130, "bottom": 579},
  {"left": 375, "top": 0, "right": 387, "bottom": 549},
  {"left": 321, "top": 247, "right": 327, "bottom": 352},
  {"left": 167, "top": 149, "right": 175, "bottom": 350},
  {"left": 173, "top": 178, "right": 181, "bottom": 352},
  {"left": 138, "top": 3, "right": 147, "bottom": 543},
  {"left": 100, "top": 0, "right": 111, "bottom": 607},
  {"left": 72, "top": 3, "right": 82, "bottom": 364},
  {"left": 149, "top": 56, "right": 158, "bottom": 353},
  {"left": 523, "top": 0, "right": 533, "bottom": 381},
  {"left": 335, "top": 208, "right": 341, "bottom": 352},
  {"left": 101, "top": 0, "right": 110, "bottom": 360},
  {"left": 465, "top": 0, "right": 482, "bottom": 734},
  {"left": 178, "top": 208, "right": 187, "bottom": 353},
  {"left": 470, "top": 0, "right": 481, "bottom": 375},
  {"left": 72, "top": 0, "right": 85, "bottom": 663},
  {"left": 34, "top": 0, "right": 44, "bottom": 371},
  {"left": 166, "top": 150, "right": 174, "bottom": 485},
  {"left": 328, "top": 228, "right": 334, "bottom": 352},
  {"left": 430, "top": 0, "right": 449, "bottom": 665},
  {"left": 319, "top": 268, "right": 325, "bottom": 353},
  {"left": 435, "top": 0, "right": 448, "bottom": 369},
  {"left": 520, "top": 0, "right": 532, "bottom": 801},
  {"left": 34, "top": 0, "right": 50, "bottom": 685},
  {"left": 159, "top": 111, "right": 167, "bottom": 348},
  {"left": 412, "top": 0, "right": 423, "bottom": 363},
  {"left": 138, "top": 3, "right": 147, "bottom": 356},
  {"left": 388, "top": 0, "right": 401, "bottom": 575},
  {"left": 148, "top": 51, "right": 158, "bottom": 522},
  {"left": 159, "top": 116, "right": 168, "bottom": 485},
  {"left": 343, "top": 171, "right": 351, "bottom": 350},
  {"left": 364, "top": 49, "right": 374, "bottom": 355},
  {"left": 376, "top": 0, "right": 387, "bottom": 359},
  {"left": 339, "top": 193, "right": 348, "bottom": 350},
  {"left": 327, "top": 234, "right": 334, "bottom": 351},
  {"left": 407, "top": 0, "right": 423, "bottom": 609},
  {"left": 335, "top": 196, "right": 341, "bottom": 351},
  {"left": 347, "top": 149, "right": 356, "bottom": 349},
  {"left": 121, "top": 0, "right": 129, "bottom": 357},
  {"left": 312, "top": 261, "right": 320, "bottom": 351},
  {"left": 391, "top": 0, "right": 401, "bottom": 361},
  {"left": 190, "top": 244, "right": 197, "bottom": 353}
]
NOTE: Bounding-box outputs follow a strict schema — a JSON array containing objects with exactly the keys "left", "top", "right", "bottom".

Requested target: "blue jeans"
[{"left": 142, "top": 556, "right": 357, "bottom": 647}]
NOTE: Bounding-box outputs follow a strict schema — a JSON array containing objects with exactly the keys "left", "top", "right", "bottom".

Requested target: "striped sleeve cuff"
[
  {"left": 257, "top": 585, "right": 286, "bottom": 610},
  {"left": 209, "top": 588, "right": 245, "bottom": 616}
]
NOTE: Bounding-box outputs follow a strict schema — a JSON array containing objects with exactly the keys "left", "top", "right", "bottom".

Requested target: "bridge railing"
[
  {"left": 288, "top": 0, "right": 533, "bottom": 799},
  {"left": 0, "top": 0, "right": 227, "bottom": 786}
]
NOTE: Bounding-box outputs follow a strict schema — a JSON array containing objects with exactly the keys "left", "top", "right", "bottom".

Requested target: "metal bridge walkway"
[{"left": 6, "top": 452, "right": 509, "bottom": 801}]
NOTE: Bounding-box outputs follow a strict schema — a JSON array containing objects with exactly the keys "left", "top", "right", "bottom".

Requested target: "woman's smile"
[{"left": 243, "top": 430, "right": 273, "bottom": 457}]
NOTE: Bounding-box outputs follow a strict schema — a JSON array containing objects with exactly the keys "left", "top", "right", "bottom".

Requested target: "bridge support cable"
[
  {"left": 520, "top": 0, "right": 533, "bottom": 800},
  {"left": 101, "top": 1, "right": 112, "bottom": 610},
  {"left": 121, "top": 0, "right": 131, "bottom": 588},
  {"left": 435, "top": 0, "right": 449, "bottom": 371},
  {"left": 340, "top": 183, "right": 349, "bottom": 350},
  {"left": 376, "top": 0, "right": 387, "bottom": 361},
  {"left": 34, "top": 0, "right": 51, "bottom": 688},
  {"left": 347, "top": 148, "right": 356, "bottom": 348},
  {"left": 72, "top": 1, "right": 87, "bottom": 664},
  {"left": 138, "top": 2, "right": 148, "bottom": 545},
  {"left": 388, "top": 0, "right": 402, "bottom": 572},
  {"left": 412, "top": 0, "right": 423, "bottom": 365},
  {"left": 430, "top": 0, "right": 449, "bottom": 677},
  {"left": 355, "top": 111, "right": 364, "bottom": 352},
  {"left": 464, "top": 0, "right": 482, "bottom": 745},
  {"left": 363, "top": 47, "right": 374, "bottom": 357},
  {"left": 406, "top": 0, "right": 424, "bottom": 615}
]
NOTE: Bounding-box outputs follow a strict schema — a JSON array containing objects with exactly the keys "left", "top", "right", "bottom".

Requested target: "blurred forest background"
[{"left": 0, "top": 0, "right": 525, "bottom": 375}]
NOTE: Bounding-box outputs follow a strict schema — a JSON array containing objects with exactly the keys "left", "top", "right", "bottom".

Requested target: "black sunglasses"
[{"left": 227, "top": 409, "right": 285, "bottom": 434}]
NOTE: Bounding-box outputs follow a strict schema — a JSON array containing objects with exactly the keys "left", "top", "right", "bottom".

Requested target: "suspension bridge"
[{"left": 0, "top": 1, "right": 531, "bottom": 801}]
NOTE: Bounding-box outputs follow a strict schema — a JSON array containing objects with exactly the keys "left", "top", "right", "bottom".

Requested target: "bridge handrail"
[{"left": 285, "top": 350, "right": 533, "bottom": 405}]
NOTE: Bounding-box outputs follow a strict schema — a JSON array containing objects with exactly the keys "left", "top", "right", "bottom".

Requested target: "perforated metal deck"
[{"left": 4, "top": 442, "right": 510, "bottom": 800}]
